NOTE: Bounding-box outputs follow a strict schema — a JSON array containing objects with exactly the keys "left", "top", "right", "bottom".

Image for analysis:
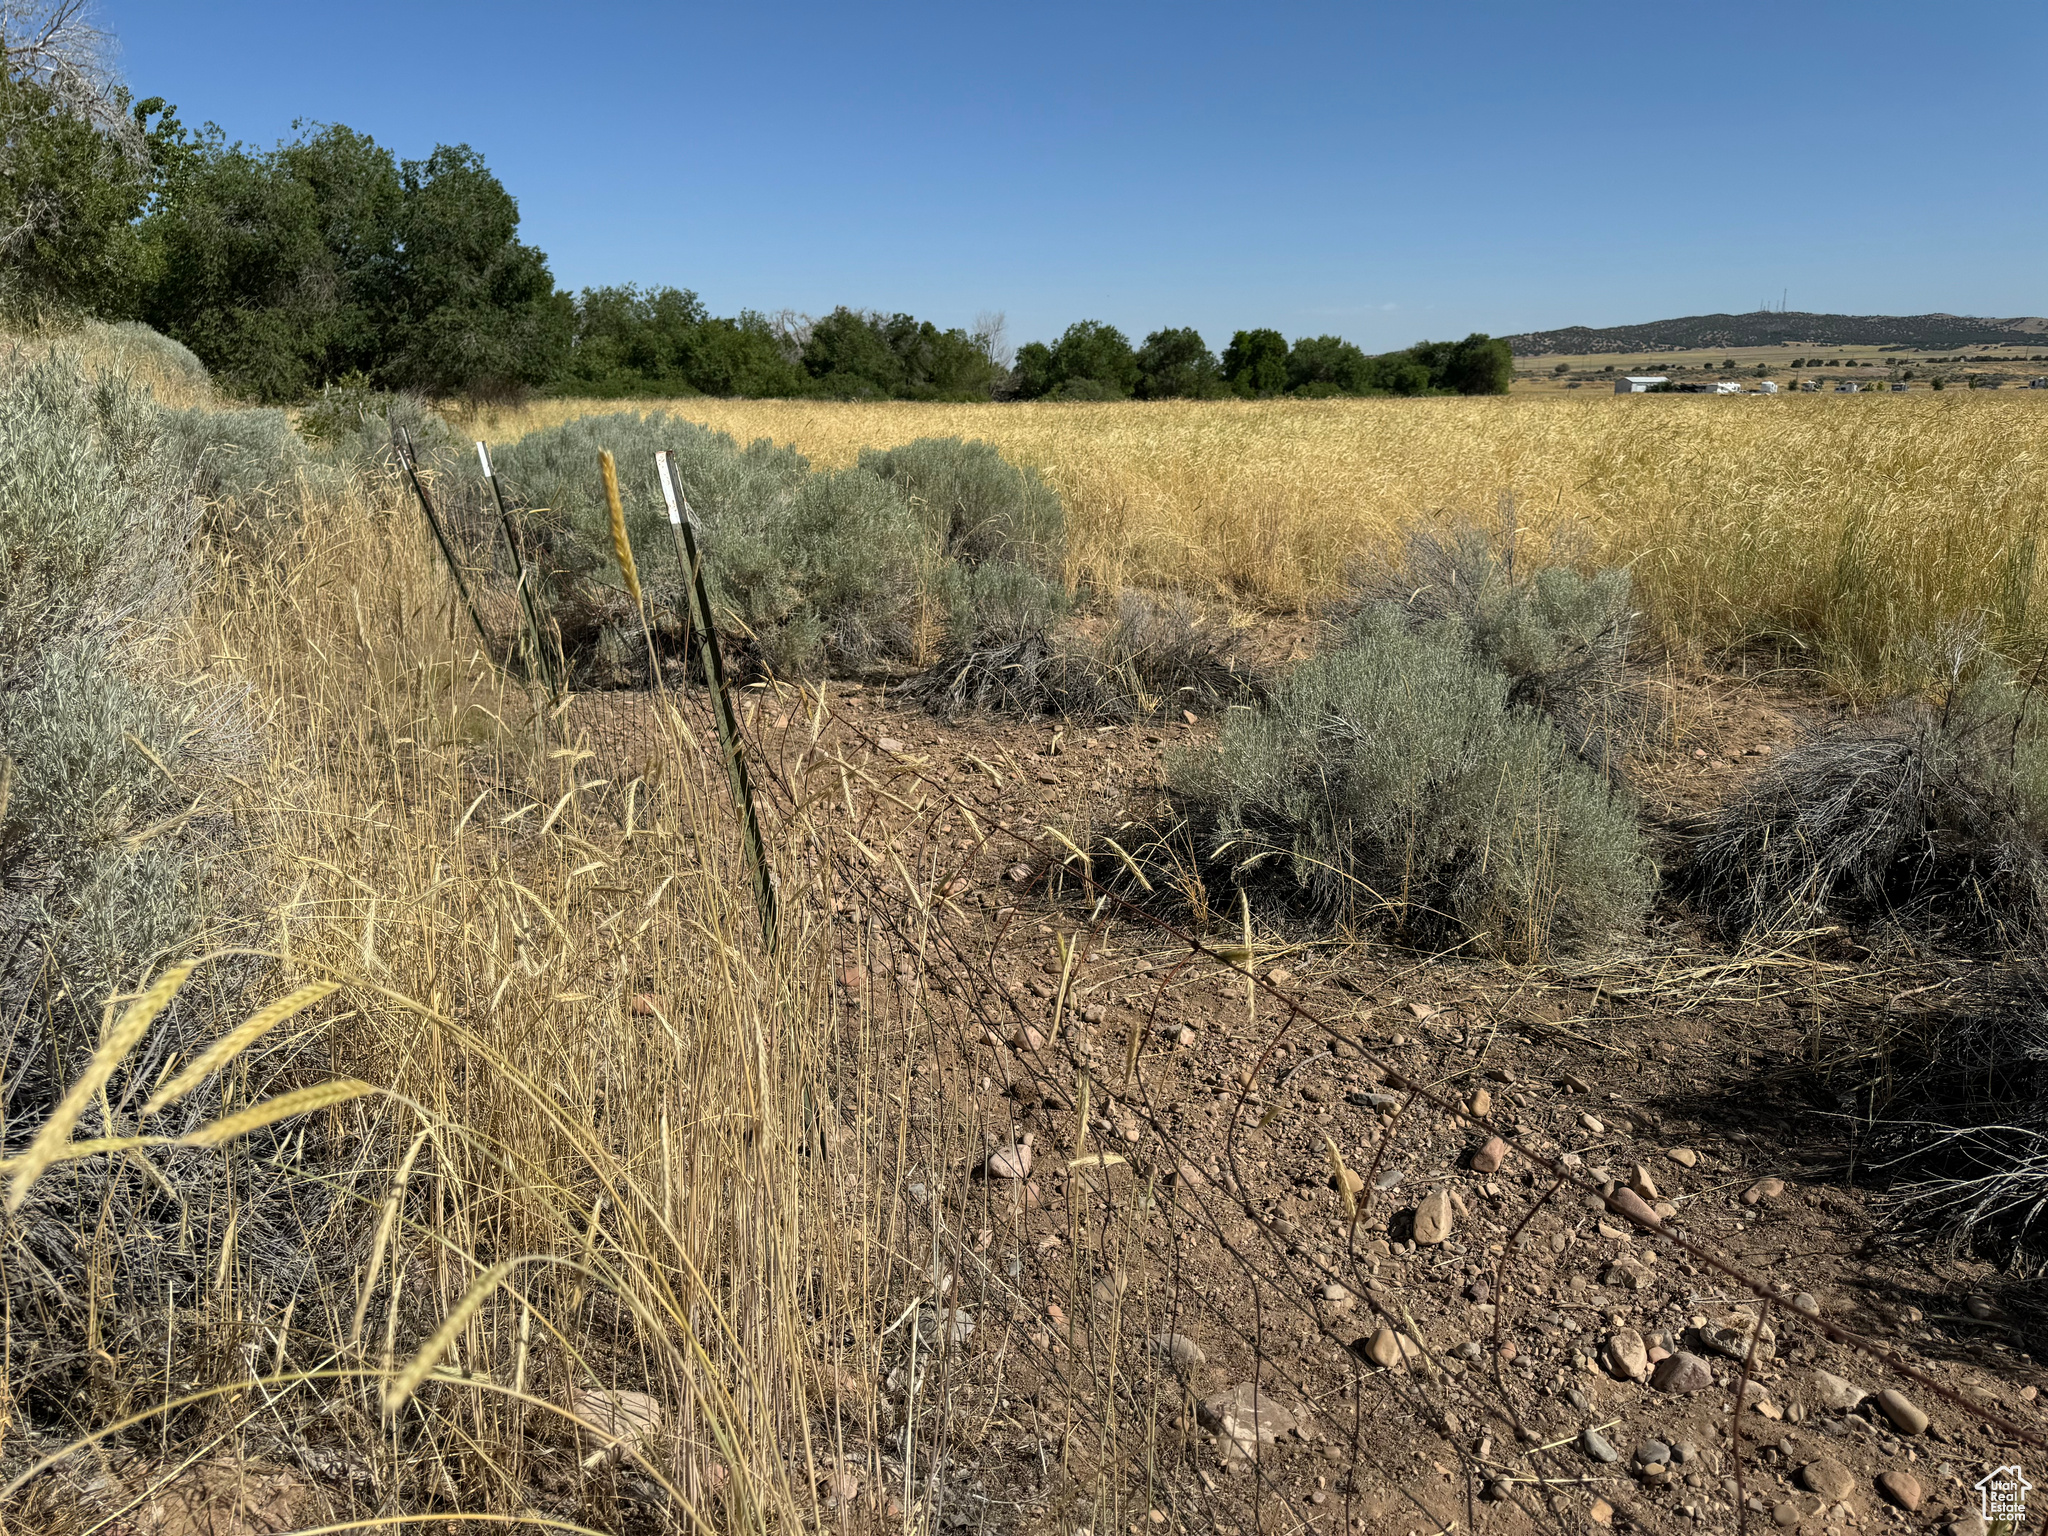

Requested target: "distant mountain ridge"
[{"left": 1504, "top": 311, "right": 2048, "bottom": 356}]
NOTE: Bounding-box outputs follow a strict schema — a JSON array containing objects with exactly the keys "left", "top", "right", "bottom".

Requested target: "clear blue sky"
[{"left": 100, "top": 0, "right": 2045, "bottom": 352}]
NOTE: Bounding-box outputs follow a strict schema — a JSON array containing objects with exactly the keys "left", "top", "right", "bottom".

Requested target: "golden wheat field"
[{"left": 465, "top": 392, "right": 2048, "bottom": 694}]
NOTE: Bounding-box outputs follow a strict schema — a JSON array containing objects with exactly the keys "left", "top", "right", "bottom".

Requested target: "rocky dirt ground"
[
  {"left": 32, "top": 660, "right": 2047, "bottom": 1536},
  {"left": 752, "top": 665, "right": 2048, "bottom": 1536}
]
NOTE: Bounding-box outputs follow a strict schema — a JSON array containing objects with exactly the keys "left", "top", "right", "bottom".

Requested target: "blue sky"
[{"left": 101, "top": 1, "right": 2045, "bottom": 352}]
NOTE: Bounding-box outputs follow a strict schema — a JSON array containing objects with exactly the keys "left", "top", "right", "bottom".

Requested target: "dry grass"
[
  {"left": 17, "top": 335, "right": 2048, "bottom": 1531},
  {"left": 467, "top": 393, "right": 2048, "bottom": 695},
  {"left": 183, "top": 469, "right": 864, "bottom": 1527}
]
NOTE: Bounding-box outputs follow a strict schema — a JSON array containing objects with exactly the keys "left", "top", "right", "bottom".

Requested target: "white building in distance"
[{"left": 1615, "top": 376, "right": 1668, "bottom": 393}]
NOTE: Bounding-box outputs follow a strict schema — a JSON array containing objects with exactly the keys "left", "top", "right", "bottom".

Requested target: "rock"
[
  {"left": 982, "top": 1136, "right": 1034, "bottom": 1179},
  {"left": 918, "top": 1305, "right": 975, "bottom": 1346},
  {"left": 1468, "top": 1087, "right": 1492, "bottom": 1117},
  {"left": 1412, "top": 1190, "right": 1455, "bottom": 1245},
  {"left": 876, "top": 736, "right": 905, "bottom": 753},
  {"left": 1153, "top": 1333, "right": 1205, "bottom": 1372},
  {"left": 1634, "top": 1438, "right": 1671, "bottom": 1466},
  {"left": 837, "top": 964, "right": 867, "bottom": 990},
  {"left": 1590, "top": 1499, "right": 1614, "bottom": 1526},
  {"left": 1742, "top": 1176, "right": 1787, "bottom": 1206},
  {"left": 1792, "top": 1292, "right": 1821, "bottom": 1316},
  {"left": 1607, "top": 1328, "right": 1649, "bottom": 1382},
  {"left": 573, "top": 1388, "right": 664, "bottom": 1463},
  {"left": 1812, "top": 1370, "right": 1866, "bottom": 1411},
  {"left": 1667, "top": 1146, "right": 1699, "bottom": 1168},
  {"left": 1800, "top": 1458, "right": 1855, "bottom": 1501},
  {"left": 1773, "top": 1495, "right": 1821, "bottom": 1526},
  {"left": 1602, "top": 1257, "right": 1654, "bottom": 1291},
  {"left": 1874, "top": 1388, "right": 1928, "bottom": 1435},
  {"left": 1010, "top": 1025, "right": 1046, "bottom": 1051},
  {"left": 1579, "top": 1112, "right": 1606, "bottom": 1133},
  {"left": 1606, "top": 1186, "right": 1662, "bottom": 1228},
  {"left": 1582, "top": 1427, "right": 1618, "bottom": 1464},
  {"left": 630, "top": 993, "right": 663, "bottom": 1016},
  {"left": 1948, "top": 1515, "right": 1989, "bottom": 1536},
  {"left": 1628, "top": 1164, "right": 1660, "bottom": 1200},
  {"left": 1347, "top": 1090, "right": 1401, "bottom": 1110},
  {"left": 1651, "top": 1352, "right": 1714, "bottom": 1393},
  {"left": 1360, "top": 1328, "right": 1420, "bottom": 1371},
  {"left": 1469, "top": 1136, "right": 1509, "bottom": 1174},
  {"left": 119, "top": 1458, "right": 318, "bottom": 1536},
  {"left": 1330, "top": 1168, "right": 1364, "bottom": 1198},
  {"left": 1876, "top": 1469, "right": 1922, "bottom": 1510},
  {"left": 1319, "top": 1282, "right": 1355, "bottom": 1311},
  {"left": 1697, "top": 1317, "right": 1772, "bottom": 1364},
  {"left": 1092, "top": 1270, "right": 1129, "bottom": 1309},
  {"left": 1198, "top": 1384, "right": 1296, "bottom": 1444},
  {"left": 1408, "top": 1001, "right": 1437, "bottom": 1020},
  {"left": 1267, "top": 967, "right": 1293, "bottom": 985}
]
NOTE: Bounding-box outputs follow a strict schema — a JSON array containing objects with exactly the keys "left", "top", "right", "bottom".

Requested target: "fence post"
[
  {"left": 475, "top": 440, "right": 562, "bottom": 698},
  {"left": 393, "top": 428, "right": 498, "bottom": 670},
  {"left": 655, "top": 450, "right": 778, "bottom": 951}
]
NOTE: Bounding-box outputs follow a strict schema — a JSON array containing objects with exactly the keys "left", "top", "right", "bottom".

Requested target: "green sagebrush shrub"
[
  {"left": 1687, "top": 658, "right": 2048, "bottom": 940},
  {"left": 461, "top": 410, "right": 945, "bottom": 676},
  {"left": 1351, "top": 517, "right": 1646, "bottom": 776},
  {"left": 1169, "top": 603, "right": 1653, "bottom": 959},
  {"left": 454, "top": 419, "right": 1075, "bottom": 679},
  {"left": 859, "top": 436, "right": 1063, "bottom": 570},
  {"left": 864, "top": 437, "right": 1070, "bottom": 652},
  {"left": 0, "top": 345, "right": 325, "bottom": 1349},
  {"left": 0, "top": 346, "right": 256, "bottom": 1106}
]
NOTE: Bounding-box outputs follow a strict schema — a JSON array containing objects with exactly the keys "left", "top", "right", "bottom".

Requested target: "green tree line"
[
  {"left": 1, "top": 52, "right": 1509, "bottom": 404},
  {"left": 1014, "top": 322, "right": 1511, "bottom": 400}
]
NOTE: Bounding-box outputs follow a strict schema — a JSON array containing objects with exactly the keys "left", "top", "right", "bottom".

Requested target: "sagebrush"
[{"left": 1161, "top": 603, "right": 1653, "bottom": 958}]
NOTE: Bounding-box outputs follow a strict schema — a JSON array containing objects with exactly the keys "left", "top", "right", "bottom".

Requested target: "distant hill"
[{"left": 1503, "top": 311, "right": 2048, "bottom": 356}]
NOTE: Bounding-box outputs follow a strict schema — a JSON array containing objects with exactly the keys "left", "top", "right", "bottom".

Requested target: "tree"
[
  {"left": 685, "top": 311, "right": 806, "bottom": 397},
  {"left": 0, "top": 59, "right": 157, "bottom": 318},
  {"left": 372, "top": 144, "right": 569, "bottom": 397},
  {"left": 1222, "top": 328, "right": 1287, "bottom": 396},
  {"left": 559, "top": 284, "right": 709, "bottom": 394},
  {"left": 1048, "top": 320, "right": 1138, "bottom": 399},
  {"left": 0, "top": 1, "right": 181, "bottom": 321},
  {"left": 1404, "top": 333, "right": 1512, "bottom": 396},
  {"left": 1134, "top": 327, "right": 1223, "bottom": 399},
  {"left": 801, "top": 307, "right": 904, "bottom": 397},
  {"left": 140, "top": 124, "right": 568, "bottom": 400},
  {"left": 1012, "top": 321, "right": 1138, "bottom": 400},
  {"left": 1012, "top": 340, "right": 1056, "bottom": 400},
  {"left": 800, "top": 308, "right": 1000, "bottom": 400},
  {"left": 1285, "top": 334, "right": 1371, "bottom": 395},
  {"left": 140, "top": 122, "right": 381, "bottom": 399}
]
